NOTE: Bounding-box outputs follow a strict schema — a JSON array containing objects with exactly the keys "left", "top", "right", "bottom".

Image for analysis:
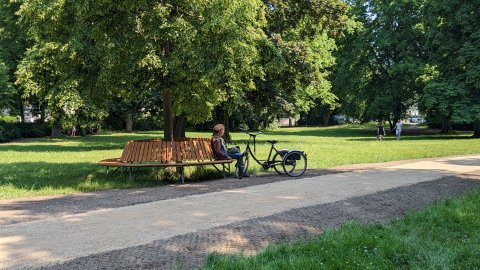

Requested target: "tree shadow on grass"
[
  {"left": 347, "top": 134, "right": 475, "bottom": 141},
  {"left": 262, "top": 127, "right": 376, "bottom": 138},
  {"left": 0, "top": 162, "right": 165, "bottom": 195},
  {"left": 0, "top": 134, "right": 162, "bottom": 152},
  {"left": 0, "top": 143, "right": 126, "bottom": 152},
  {"left": 0, "top": 162, "right": 229, "bottom": 196}
]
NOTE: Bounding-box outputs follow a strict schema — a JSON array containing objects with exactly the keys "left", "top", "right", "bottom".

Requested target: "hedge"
[{"left": 0, "top": 121, "right": 49, "bottom": 142}]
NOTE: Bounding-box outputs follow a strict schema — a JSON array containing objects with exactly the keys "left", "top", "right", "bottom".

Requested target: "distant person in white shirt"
[{"left": 393, "top": 119, "right": 402, "bottom": 140}]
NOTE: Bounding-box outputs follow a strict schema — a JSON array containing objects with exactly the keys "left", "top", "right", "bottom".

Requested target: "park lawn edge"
[
  {"left": 1, "top": 126, "right": 480, "bottom": 199},
  {"left": 203, "top": 189, "right": 480, "bottom": 269}
]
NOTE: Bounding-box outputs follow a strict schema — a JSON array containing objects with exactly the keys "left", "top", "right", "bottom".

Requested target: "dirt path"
[
  {"left": 0, "top": 155, "right": 473, "bottom": 226},
  {"left": 41, "top": 174, "right": 480, "bottom": 270},
  {"left": 1, "top": 155, "right": 480, "bottom": 270}
]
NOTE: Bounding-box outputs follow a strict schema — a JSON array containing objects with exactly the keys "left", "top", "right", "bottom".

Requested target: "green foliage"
[
  {"left": 0, "top": 119, "right": 47, "bottom": 142},
  {"left": 333, "top": 0, "right": 426, "bottom": 126},
  {"left": 0, "top": 0, "right": 29, "bottom": 114},
  {"left": 0, "top": 115, "right": 18, "bottom": 123},
  {"left": 0, "top": 61, "right": 16, "bottom": 110},
  {"left": 421, "top": 0, "right": 480, "bottom": 125},
  {"left": 15, "top": 0, "right": 269, "bottom": 130},
  {"left": 203, "top": 190, "right": 480, "bottom": 269},
  {"left": 0, "top": 121, "right": 21, "bottom": 142},
  {"left": 237, "top": 0, "right": 351, "bottom": 129},
  {"left": 18, "top": 122, "right": 49, "bottom": 138}
]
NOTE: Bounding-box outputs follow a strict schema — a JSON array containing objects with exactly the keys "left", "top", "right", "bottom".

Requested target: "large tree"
[
  {"left": 333, "top": 0, "right": 426, "bottom": 130},
  {"left": 0, "top": 0, "right": 29, "bottom": 119},
  {"left": 239, "top": 0, "right": 350, "bottom": 129},
  {"left": 0, "top": 61, "right": 16, "bottom": 111},
  {"left": 16, "top": 0, "right": 266, "bottom": 139},
  {"left": 421, "top": 0, "right": 480, "bottom": 135}
]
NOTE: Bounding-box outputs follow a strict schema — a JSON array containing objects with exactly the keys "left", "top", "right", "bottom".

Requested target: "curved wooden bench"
[{"left": 97, "top": 138, "right": 234, "bottom": 183}]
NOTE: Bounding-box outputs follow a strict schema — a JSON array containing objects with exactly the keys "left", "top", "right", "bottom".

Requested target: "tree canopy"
[
  {"left": 1, "top": 0, "right": 480, "bottom": 137},
  {"left": 420, "top": 0, "right": 480, "bottom": 133}
]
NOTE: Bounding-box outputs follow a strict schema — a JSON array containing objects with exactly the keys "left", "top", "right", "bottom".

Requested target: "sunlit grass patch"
[
  {"left": 203, "top": 190, "right": 480, "bottom": 269},
  {"left": 1, "top": 125, "right": 479, "bottom": 199}
]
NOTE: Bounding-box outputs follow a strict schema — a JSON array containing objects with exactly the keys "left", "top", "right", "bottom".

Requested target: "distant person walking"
[
  {"left": 393, "top": 119, "right": 402, "bottom": 140},
  {"left": 377, "top": 125, "right": 386, "bottom": 141}
]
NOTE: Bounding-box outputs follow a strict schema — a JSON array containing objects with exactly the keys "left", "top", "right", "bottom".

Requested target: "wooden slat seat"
[{"left": 97, "top": 138, "right": 234, "bottom": 183}]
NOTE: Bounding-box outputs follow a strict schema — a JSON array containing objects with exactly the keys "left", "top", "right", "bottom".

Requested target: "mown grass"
[
  {"left": 1, "top": 125, "right": 479, "bottom": 199},
  {"left": 203, "top": 190, "right": 480, "bottom": 269}
]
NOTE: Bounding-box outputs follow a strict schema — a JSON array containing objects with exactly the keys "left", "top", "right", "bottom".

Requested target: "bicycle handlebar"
[{"left": 238, "top": 126, "right": 262, "bottom": 136}]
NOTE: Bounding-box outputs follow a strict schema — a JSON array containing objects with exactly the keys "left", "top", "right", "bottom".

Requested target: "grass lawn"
[
  {"left": 1, "top": 125, "right": 479, "bottom": 199},
  {"left": 203, "top": 190, "right": 480, "bottom": 270}
]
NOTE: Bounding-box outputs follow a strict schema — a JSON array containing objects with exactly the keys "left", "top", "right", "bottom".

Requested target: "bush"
[
  {"left": 0, "top": 121, "right": 21, "bottom": 142},
  {"left": 19, "top": 122, "right": 49, "bottom": 138},
  {"left": 0, "top": 121, "right": 49, "bottom": 142},
  {"left": 0, "top": 115, "right": 19, "bottom": 123}
]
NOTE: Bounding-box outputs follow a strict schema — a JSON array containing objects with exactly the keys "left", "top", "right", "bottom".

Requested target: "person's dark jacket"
[{"left": 211, "top": 135, "right": 230, "bottom": 160}]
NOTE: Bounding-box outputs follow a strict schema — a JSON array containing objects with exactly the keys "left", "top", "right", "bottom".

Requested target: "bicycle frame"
[{"left": 242, "top": 132, "right": 283, "bottom": 169}]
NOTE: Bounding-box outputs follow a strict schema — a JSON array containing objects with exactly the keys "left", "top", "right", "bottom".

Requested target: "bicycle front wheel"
[
  {"left": 272, "top": 152, "right": 284, "bottom": 175},
  {"left": 235, "top": 153, "right": 249, "bottom": 178},
  {"left": 282, "top": 151, "right": 307, "bottom": 177}
]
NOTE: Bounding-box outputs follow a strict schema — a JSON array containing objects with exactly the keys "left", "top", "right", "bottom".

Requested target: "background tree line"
[{"left": 0, "top": 0, "right": 479, "bottom": 140}]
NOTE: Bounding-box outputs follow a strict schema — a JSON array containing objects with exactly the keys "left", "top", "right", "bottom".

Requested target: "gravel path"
[
  {"left": 0, "top": 156, "right": 464, "bottom": 226},
  {"left": 2, "top": 155, "right": 480, "bottom": 270},
  {"left": 40, "top": 173, "right": 480, "bottom": 270}
]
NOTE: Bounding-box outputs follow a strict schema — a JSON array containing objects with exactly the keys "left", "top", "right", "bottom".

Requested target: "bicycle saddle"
[{"left": 267, "top": 140, "right": 278, "bottom": 144}]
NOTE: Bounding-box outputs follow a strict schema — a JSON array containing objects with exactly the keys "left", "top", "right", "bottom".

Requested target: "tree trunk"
[
  {"left": 173, "top": 113, "right": 187, "bottom": 139},
  {"left": 125, "top": 112, "right": 133, "bottom": 133},
  {"left": 19, "top": 101, "right": 25, "bottom": 123},
  {"left": 388, "top": 118, "right": 395, "bottom": 131},
  {"left": 441, "top": 119, "right": 453, "bottom": 133},
  {"left": 163, "top": 89, "right": 174, "bottom": 141},
  {"left": 322, "top": 111, "right": 331, "bottom": 126},
  {"left": 51, "top": 127, "right": 62, "bottom": 137},
  {"left": 40, "top": 103, "right": 46, "bottom": 123},
  {"left": 473, "top": 119, "right": 480, "bottom": 138}
]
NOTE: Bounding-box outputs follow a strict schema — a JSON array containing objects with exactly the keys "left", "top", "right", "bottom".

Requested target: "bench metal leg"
[
  {"left": 180, "top": 167, "right": 185, "bottom": 184},
  {"left": 212, "top": 164, "right": 231, "bottom": 178},
  {"left": 129, "top": 167, "right": 133, "bottom": 180},
  {"left": 105, "top": 166, "right": 120, "bottom": 177}
]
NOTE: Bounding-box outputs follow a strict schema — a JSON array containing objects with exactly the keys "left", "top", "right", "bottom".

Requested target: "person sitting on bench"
[{"left": 211, "top": 124, "right": 249, "bottom": 178}]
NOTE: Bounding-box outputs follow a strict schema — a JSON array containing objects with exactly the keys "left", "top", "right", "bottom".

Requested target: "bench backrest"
[{"left": 119, "top": 138, "right": 215, "bottom": 163}]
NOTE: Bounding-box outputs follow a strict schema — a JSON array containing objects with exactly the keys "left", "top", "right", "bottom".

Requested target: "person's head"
[
  {"left": 213, "top": 123, "right": 225, "bottom": 136},
  {"left": 397, "top": 119, "right": 401, "bottom": 123}
]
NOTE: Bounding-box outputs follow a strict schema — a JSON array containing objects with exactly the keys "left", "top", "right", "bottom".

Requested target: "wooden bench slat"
[
  {"left": 185, "top": 140, "right": 192, "bottom": 160},
  {"left": 203, "top": 140, "right": 212, "bottom": 160},
  {"left": 120, "top": 141, "right": 130, "bottom": 161},
  {"left": 125, "top": 141, "right": 135, "bottom": 162},
  {"left": 132, "top": 142, "right": 140, "bottom": 162},
  {"left": 189, "top": 140, "right": 198, "bottom": 161},
  {"left": 145, "top": 141, "right": 153, "bottom": 161},
  {"left": 160, "top": 141, "right": 165, "bottom": 163},
  {"left": 154, "top": 141, "right": 161, "bottom": 162},
  {"left": 175, "top": 141, "right": 181, "bottom": 162},
  {"left": 197, "top": 140, "right": 206, "bottom": 161},
  {"left": 167, "top": 141, "right": 172, "bottom": 163}
]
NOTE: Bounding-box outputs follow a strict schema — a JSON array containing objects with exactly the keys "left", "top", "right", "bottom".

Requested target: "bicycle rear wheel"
[
  {"left": 235, "top": 153, "right": 249, "bottom": 178},
  {"left": 282, "top": 151, "right": 307, "bottom": 177}
]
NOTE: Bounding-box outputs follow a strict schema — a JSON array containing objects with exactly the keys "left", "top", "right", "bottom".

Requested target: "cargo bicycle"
[{"left": 235, "top": 127, "right": 307, "bottom": 178}]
